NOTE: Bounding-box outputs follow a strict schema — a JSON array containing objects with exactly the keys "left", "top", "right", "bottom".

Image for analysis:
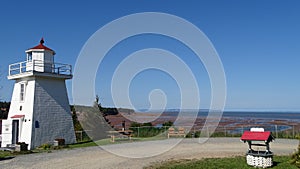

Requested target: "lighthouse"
[{"left": 1, "top": 38, "right": 76, "bottom": 149}]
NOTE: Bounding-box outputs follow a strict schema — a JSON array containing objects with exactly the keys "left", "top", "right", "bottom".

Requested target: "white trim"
[{"left": 25, "top": 49, "right": 55, "bottom": 54}]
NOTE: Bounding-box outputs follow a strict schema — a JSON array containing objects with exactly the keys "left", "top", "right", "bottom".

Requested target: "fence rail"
[
  {"left": 8, "top": 60, "right": 72, "bottom": 76},
  {"left": 128, "top": 124, "right": 299, "bottom": 139},
  {"left": 74, "top": 124, "right": 299, "bottom": 143}
]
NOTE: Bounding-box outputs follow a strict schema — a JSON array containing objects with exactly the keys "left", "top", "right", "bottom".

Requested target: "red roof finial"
[
  {"left": 40, "top": 38, "right": 44, "bottom": 45},
  {"left": 28, "top": 37, "right": 55, "bottom": 54}
]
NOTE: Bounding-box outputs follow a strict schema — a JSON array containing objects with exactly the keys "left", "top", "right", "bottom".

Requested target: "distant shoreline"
[
  {"left": 106, "top": 110, "right": 300, "bottom": 135},
  {"left": 130, "top": 110, "right": 300, "bottom": 121}
]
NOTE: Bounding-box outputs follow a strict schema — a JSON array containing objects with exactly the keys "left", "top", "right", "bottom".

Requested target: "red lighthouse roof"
[{"left": 27, "top": 38, "right": 55, "bottom": 54}]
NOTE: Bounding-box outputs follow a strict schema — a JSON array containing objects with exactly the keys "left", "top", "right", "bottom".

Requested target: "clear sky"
[{"left": 0, "top": 0, "right": 299, "bottom": 111}]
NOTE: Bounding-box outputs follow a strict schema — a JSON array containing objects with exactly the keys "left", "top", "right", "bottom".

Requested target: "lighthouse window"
[
  {"left": 20, "top": 83, "right": 25, "bottom": 102},
  {"left": 27, "top": 53, "right": 32, "bottom": 62}
]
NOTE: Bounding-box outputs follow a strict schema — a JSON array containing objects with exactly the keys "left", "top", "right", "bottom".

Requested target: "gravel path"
[{"left": 0, "top": 138, "right": 298, "bottom": 169}]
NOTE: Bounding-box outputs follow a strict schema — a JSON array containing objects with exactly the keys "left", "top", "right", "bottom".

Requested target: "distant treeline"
[
  {"left": 99, "top": 107, "right": 119, "bottom": 115},
  {"left": 0, "top": 101, "right": 10, "bottom": 119},
  {"left": 0, "top": 99, "right": 134, "bottom": 120},
  {"left": 94, "top": 95, "right": 134, "bottom": 115},
  {"left": 98, "top": 106, "right": 135, "bottom": 116}
]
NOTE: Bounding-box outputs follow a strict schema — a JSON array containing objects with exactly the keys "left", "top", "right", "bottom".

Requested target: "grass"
[
  {"left": 0, "top": 137, "right": 139, "bottom": 158},
  {"left": 0, "top": 150, "right": 34, "bottom": 159},
  {"left": 0, "top": 151, "right": 12, "bottom": 158},
  {"left": 69, "top": 135, "right": 169, "bottom": 148},
  {"left": 1, "top": 137, "right": 298, "bottom": 169},
  {"left": 145, "top": 156, "right": 298, "bottom": 169},
  {"left": 0, "top": 136, "right": 165, "bottom": 158},
  {"left": 68, "top": 140, "right": 98, "bottom": 148},
  {"left": 69, "top": 138, "right": 141, "bottom": 148}
]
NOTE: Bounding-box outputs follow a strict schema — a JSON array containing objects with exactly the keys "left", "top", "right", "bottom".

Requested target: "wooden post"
[
  {"left": 207, "top": 126, "right": 209, "bottom": 137},
  {"left": 275, "top": 125, "right": 278, "bottom": 138}
]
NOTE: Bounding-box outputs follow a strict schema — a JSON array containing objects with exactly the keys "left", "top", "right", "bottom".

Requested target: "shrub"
[
  {"left": 39, "top": 143, "right": 52, "bottom": 150},
  {"left": 162, "top": 121, "right": 173, "bottom": 127},
  {"left": 130, "top": 122, "right": 168, "bottom": 137},
  {"left": 290, "top": 140, "right": 300, "bottom": 167}
]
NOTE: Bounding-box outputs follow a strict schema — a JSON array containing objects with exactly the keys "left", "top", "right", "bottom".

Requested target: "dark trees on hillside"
[
  {"left": 94, "top": 95, "right": 119, "bottom": 116},
  {"left": 0, "top": 101, "right": 10, "bottom": 119}
]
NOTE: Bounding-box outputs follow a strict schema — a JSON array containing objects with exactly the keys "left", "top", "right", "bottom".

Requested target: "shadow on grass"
[
  {"left": 0, "top": 156, "right": 15, "bottom": 161},
  {"left": 70, "top": 140, "right": 94, "bottom": 145},
  {"left": 272, "top": 161, "right": 280, "bottom": 167}
]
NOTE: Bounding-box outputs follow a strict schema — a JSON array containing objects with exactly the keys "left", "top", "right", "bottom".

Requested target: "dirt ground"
[{"left": 0, "top": 138, "right": 298, "bottom": 169}]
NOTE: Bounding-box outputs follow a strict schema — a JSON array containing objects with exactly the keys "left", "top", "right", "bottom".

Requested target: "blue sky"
[{"left": 0, "top": 0, "right": 299, "bottom": 110}]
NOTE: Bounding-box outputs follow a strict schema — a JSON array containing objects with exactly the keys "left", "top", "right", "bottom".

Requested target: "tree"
[
  {"left": 94, "top": 94, "right": 100, "bottom": 108},
  {"left": 130, "top": 122, "right": 141, "bottom": 128},
  {"left": 0, "top": 101, "right": 10, "bottom": 119},
  {"left": 142, "top": 122, "right": 153, "bottom": 127},
  {"left": 291, "top": 136, "right": 300, "bottom": 167},
  {"left": 94, "top": 95, "right": 118, "bottom": 115},
  {"left": 70, "top": 105, "right": 91, "bottom": 142},
  {"left": 162, "top": 121, "right": 173, "bottom": 127}
]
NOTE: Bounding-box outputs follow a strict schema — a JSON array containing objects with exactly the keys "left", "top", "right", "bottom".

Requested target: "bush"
[
  {"left": 37, "top": 142, "right": 68, "bottom": 150},
  {"left": 142, "top": 122, "right": 152, "bottom": 127},
  {"left": 290, "top": 140, "right": 300, "bottom": 167},
  {"left": 39, "top": 143, "right": 52, "bottom": 150},
  {"left": 130, "top": 122, "right": 141, "bottom": 127},
  {"left": 130, "top": 122, "right": 168, "bottom": 137},
  {"left": 186, "top": 131, "right": 201, "bottom": 138},
  {"left": 162, "top": 121, "right": 173, "bottom": 127}
]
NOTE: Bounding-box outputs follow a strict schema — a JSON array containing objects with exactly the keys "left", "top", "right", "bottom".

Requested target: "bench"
[{"left": 167, "top": 127, "right": 186, "bottom": 138}]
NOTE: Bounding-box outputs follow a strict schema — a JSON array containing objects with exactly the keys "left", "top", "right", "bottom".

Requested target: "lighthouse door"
[{"left": 12, "top": 120, "right": 19, "bottom": 144}]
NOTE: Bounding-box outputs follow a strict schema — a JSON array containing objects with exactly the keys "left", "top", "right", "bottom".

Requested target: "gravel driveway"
[{"left": 0, "top": 138, "right": 298, "bottom": 169}]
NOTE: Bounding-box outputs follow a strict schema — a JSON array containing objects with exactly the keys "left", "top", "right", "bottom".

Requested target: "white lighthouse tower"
[{"left": 1, "top": 38, "right": 76, "bottom": 149}]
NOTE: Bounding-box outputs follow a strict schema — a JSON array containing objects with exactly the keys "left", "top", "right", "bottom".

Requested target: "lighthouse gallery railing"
[{"left": 9, "top": 60, "right": 72, "bottom": 76}]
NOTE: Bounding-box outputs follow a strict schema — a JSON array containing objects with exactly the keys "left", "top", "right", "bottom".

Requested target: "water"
[
  {"left": 220, "top": 111, "right": 300, "bottom": 121},
  {"left": 230, "top": 125, "right": 291, "bottom": 134},
  {"left": 152, "top": 109, "right": 300, "bottom": 133},
  {"left": 159, "top": 109, "right": 300, "bottom": 121}
]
